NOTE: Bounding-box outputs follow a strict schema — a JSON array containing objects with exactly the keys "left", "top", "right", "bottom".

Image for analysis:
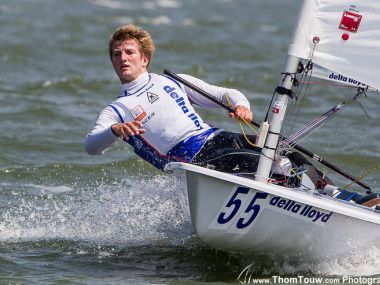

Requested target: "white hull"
[{"left": 166, "top": 162, "right": 380, "bottom": 257}]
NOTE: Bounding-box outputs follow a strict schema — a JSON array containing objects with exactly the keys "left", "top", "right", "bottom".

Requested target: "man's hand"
[
  {"left": 229, "top": 105, "right": 253, "bottom": 122},
  {"left": 111, "top": 121, "right": 145, "bottom": 140}
]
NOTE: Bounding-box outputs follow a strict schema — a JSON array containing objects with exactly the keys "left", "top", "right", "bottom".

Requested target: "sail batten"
[{"left": 288, "top": 0, "right": 380, "bottom": 91}]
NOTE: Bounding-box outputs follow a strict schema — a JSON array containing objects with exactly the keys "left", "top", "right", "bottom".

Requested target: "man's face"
[{"left": 111, "top": 39, "right": 149, "bottom": 84}]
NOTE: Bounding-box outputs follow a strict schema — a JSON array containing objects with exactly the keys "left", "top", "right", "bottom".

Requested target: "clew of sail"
[{"left": 288, "top": 0, "right": 380, "bottom": 92}]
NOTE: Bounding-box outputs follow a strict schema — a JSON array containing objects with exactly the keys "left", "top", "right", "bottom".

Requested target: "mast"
[
  {"left": 255, "top": 0, "right": 311, "bottom": 182},
  {"left": 255, "top": 55, "right": 299, "bottom": 182}
]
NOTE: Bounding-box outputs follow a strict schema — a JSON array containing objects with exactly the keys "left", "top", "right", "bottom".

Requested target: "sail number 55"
[{"left": 217, "top": 187, "right": 268, "bottom": 229}]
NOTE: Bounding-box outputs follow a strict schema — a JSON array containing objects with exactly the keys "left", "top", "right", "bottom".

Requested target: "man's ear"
[{"left": 142, "top": 56, "right": 149, "bottom": 68}]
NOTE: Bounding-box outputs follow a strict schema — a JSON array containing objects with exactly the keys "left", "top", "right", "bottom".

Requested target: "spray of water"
[
  {"left": 0, "top": 174, "right": 193, "bottom": 247},
  {"left": 2, "top": 172, "right": 380, "bottom": 278}
]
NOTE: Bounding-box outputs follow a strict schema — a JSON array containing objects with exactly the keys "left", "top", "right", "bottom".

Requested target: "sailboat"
[{"left": 165, "top": 0, "right": 380, "bottom": 257}]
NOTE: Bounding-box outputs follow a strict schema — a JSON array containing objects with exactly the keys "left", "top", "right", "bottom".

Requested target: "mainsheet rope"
[{"left": 224, "top": 93, "right": 257, "bottom": 147}]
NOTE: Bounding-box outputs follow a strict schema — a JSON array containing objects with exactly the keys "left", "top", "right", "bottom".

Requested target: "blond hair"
[{"left": 108, "top": 24, "right": 155, "bottom": 67}]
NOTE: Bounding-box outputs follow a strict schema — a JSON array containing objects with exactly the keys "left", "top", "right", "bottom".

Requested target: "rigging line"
[
  {"left": 283, "top": 41, "right": 318, "bottom": 137},
  {"left": 283, "top": 107, "right": 359, "bottom": 151},
  {"left": 283, "top": 92, "right": 363, "bottom": 148},
  {"left": 286, "top": 62, "right": 315, "bottom": 138},
  {"left": 282, "top": 74, "right": 303, "bottom": 133},
  {"left": 239, "top": 123, "right": 257, "bottom": 147},
  {"left": 283, "top": 65, "right": 310, "bottom": 135},
  {"left": 283, "top": 67, "right": 311, "bottom": 136},
  {"left": 290, "top": 168, "right": 303, "bottom": 183},
  {"left": 343, "top": 163, "right": 380, "bottom": 191},
  {"left": 264, "top": 89, "right": 277, "bottom": 122},
  {"left": 356, "top": 100, "right": 370, "bottom": 119}
]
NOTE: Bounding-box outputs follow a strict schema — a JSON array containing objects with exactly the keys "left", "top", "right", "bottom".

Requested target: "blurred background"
[{"left": 1, "top": 0, "right": 379, "bottom": 284}]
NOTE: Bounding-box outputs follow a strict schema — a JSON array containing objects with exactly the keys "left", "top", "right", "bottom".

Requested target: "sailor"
[{"left": 85, "top": 24, "right": 261, "bottom": 173}]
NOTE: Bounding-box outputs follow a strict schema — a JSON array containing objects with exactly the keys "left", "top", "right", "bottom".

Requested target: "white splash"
[
  {"left": 138, "top": 15, "right": 171, "bottom": 26},
  {"left": 0, "top": 174, "right": 192, "bottom": 247},
  {"left": 182, "top": 19, "right": 195, "bottom": 27},
  {"left": 88, "top": 0, "right": 126, "bottom": 9},
  {"left": 156, "top": 0, "right": 181, "bottom": 8},
  {"left": 244, "top": 244, "right": 380, "bottom": 277}
]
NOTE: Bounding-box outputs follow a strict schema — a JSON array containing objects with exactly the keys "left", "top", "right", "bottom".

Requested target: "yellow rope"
[
  {"left": 239, "top": 122, "right": 257, "bottom": 147},
  {"left": 343, "top": 162, "right": 380, "bottom": 190},
  {"left": 290, "top": 168, "right": 302, "bottom": 183},
  {"left": 225, "top": 94, "right": 257, "bottom": 147}
]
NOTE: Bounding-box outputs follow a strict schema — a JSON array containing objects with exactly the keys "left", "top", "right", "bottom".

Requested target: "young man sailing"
[
  {"left": 85, "top": 24, "right": 262, "bottom": 173},
  {"left": 85, "top": 24, "right": 380, "bottom": 209}
]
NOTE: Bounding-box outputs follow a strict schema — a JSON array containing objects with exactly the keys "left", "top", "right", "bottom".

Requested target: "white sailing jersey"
[{"left": 85, "top": 72, "right": 250, "bottom": 169}]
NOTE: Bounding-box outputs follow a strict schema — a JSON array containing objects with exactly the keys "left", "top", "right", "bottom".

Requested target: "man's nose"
[{"left": 121, "top": 51, "right": 128, "bottom": 61}]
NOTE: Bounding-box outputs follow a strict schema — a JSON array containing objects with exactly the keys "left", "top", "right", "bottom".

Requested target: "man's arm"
[
  {"left": 178, "top": 74, "right": 253, "bottom": 122},
  {"left": 84, "top": 106, "right": 122, "bottom": 155}
]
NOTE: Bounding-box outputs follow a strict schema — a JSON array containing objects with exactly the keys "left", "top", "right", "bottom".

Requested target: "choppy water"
[{"left": 1, "top": 0, "right": 380, "bottom": 284}]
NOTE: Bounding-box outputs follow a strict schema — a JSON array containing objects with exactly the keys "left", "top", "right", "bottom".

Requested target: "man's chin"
[{"left": 119, "top": 75, "right": 134, "bottom": 84}]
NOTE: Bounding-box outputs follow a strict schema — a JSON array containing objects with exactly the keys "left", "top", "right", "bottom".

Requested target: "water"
[{"left": 1, "top": 0, "right": 380, "bottom": 284}]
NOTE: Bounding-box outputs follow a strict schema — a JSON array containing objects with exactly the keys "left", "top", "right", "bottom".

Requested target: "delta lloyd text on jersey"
[{"left": 163, "top": 85, "right": 203, "bottom": 130}]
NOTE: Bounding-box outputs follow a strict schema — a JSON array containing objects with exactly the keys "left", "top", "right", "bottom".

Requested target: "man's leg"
[{"left": 192, "top": 131, "right": 260, "bottom": 173}]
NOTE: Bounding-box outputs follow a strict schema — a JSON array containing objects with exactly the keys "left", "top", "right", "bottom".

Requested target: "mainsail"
[
  {"left": 287, "top": 0, "right": 380, "bottom": 91},
  {"left": 256, "top": 0, "right": 380, "bottom": 182}
]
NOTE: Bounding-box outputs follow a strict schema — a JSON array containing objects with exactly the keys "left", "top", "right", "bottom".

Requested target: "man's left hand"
[{"left": 229, "top": 105, "right": 253, "bottom": 122}]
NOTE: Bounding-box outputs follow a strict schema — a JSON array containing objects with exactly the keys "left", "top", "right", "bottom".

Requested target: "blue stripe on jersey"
[{"left": 109, "top": 104, "right": 125, "bottom": 123}]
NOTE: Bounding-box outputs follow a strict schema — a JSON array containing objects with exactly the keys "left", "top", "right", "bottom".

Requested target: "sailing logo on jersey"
[
  {"left": 147, "top": 92, "right": 159, "bottom": 103},
  {"left": 339, "top": 10, "right": 362, "bottom": 33},
  {"left": 130, "top": 105, "right": 147, "bottom": 121}
]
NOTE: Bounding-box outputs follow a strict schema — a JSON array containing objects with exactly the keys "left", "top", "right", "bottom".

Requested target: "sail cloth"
[
  {"left": 288, "top": 0, "right": 380, "bottom": 91},
  {"left": 311, "top": 64, "right": 374, "bottom": 90}
]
